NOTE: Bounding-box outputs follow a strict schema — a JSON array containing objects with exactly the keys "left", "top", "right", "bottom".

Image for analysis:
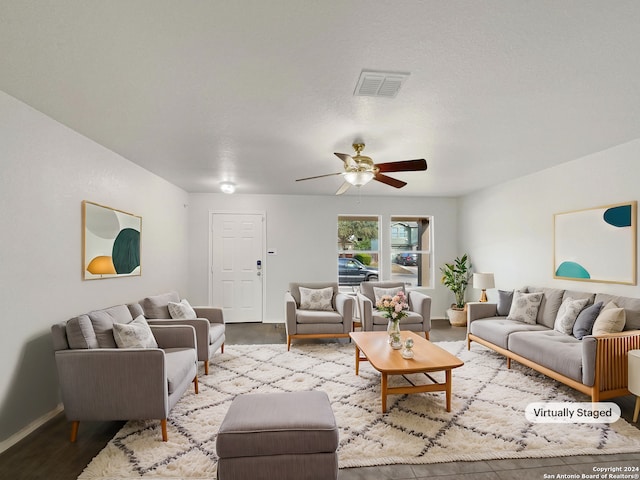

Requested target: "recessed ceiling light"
[{"left": 220, "top": 181, "right": 236, "bottom": 194}]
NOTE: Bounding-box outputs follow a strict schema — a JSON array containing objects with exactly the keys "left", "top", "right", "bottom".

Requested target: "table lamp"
[{"left": 473, "top": 273, "right": 495, "bottom": 302}]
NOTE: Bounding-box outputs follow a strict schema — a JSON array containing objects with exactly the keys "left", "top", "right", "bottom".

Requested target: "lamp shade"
[
  {"left": 87, "top": 256, "right": 117, "bottom": 275},
  {"left": 473, "top": 273, "right": 495, "bottom": 290}
]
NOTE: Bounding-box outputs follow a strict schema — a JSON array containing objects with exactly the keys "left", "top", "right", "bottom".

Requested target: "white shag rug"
[{"left": 78, "top": 341, "right": 640, "bottom": 479}]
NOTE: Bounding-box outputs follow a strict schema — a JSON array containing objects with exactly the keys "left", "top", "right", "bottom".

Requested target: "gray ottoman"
[{"left": 216, "top": 391, "right": 339, "bottom": 480}]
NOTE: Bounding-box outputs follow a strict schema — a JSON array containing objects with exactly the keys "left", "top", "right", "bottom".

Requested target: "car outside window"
[{"left": 337, "top": 216, "right": 379, "bottom": 288}]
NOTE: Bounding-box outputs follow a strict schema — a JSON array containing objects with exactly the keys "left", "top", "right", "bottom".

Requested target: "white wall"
[
  {"left": 0, "top": 92, "right": 190, "bottom": 444},
  {"left": 460, "top": 138, "right": 640, "bottom": 301},
  {"left": 187, "top": 193, "right": 460, "bottom": 322}
]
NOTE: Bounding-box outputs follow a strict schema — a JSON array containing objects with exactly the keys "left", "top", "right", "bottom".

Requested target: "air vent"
[{"left": 354, "top": 70, "right": 410, "bottom": 98}]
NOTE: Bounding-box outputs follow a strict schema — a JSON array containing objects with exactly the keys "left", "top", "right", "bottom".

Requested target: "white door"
[{"left": 210, "top": 213, "right": 264, "bottom": 323}]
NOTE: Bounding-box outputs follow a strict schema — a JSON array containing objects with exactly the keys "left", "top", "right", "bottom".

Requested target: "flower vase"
[{"left": 387, "top": 318, "right": 402, "bottom": 349}]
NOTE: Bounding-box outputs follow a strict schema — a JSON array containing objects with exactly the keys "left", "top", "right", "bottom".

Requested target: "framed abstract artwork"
[
  {"left": 553, "top": 201, "right": 637, "bottom": 285},
  {"left": 82, "top": 201, "right": 142, "bottom": 280}
]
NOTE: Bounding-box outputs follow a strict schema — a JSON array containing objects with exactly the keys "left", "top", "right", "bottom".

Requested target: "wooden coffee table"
[{"left": 349, "top": 331, "right": 464, "bottom": 413}]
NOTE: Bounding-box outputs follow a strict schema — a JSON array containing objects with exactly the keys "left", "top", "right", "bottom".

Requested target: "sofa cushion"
[
  {"left": 66, "top": 314, "right": 99, "bottom": 349},
  {"left": 141, "top": 291, "right": 181, "bottom": 319},
  {"left": 87, "top": 304, "right": 134, "bottom": 348},
  {"left": 592, "top": 301, "right": 626, "bottom": 335},
  {"left": 296, "top": 309, "right": 343, "bottom": 324},
  {"left": 372, "top": 310, "right": 423, "bottom": 326},
  {"left": 594, "top": 294, "right": 640, "bottom": 330},
  {"left": 113, "top": 316, "right": 158, "bottom": 349},
  {"left": 168, "top": 299, "right": 198, "bottom": 319},
  {"left": 524, "top": 287, "right": 564, "bottom": 328},
  {"left": 299, "top": 286, "right": 334, "bottom": 311},
  {"left": 164, "top": 347, "right": 197, "bottom": 394},
  {"left": 573, "top": 302, "right": 603, "bottom": 340},
  {"left": 127, "top": 303, "right": 145, "bottom": 318},
  {"left": 507, "top": 291, "right": 543, "bottom": 325},
  {"left": 509, "top": 330, "right": 584, "bottom": 383},
  {"left": 496, "top": 290, "right": 514, "bottom": 316},
  {"left": 562, "top": 290, "right": 595, "bottom": 304},
  {"left": 210, "top": 323, "right": 226, "bottom": 343},
  {"left": 553, "top": 297, "right": 589, "bottom": 335},
  {"left": 469, "top": 318, "right": 547, "bottom": 349}
]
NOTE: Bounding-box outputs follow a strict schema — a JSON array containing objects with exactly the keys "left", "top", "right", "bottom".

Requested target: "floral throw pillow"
[
  {"left": 168, "top": 299, "right": 197, "bottom": 319},
  {"left": 506, "top": 291, "right": 543, "bottom": 325},
  {"left": 553, "top": 297, "right": 590, "bottom": 335},
  {"left": 299, "top": 286, "right": 334, "bottom": 311},
  {"left": 113, "top": 316, "right": 158, "bottom": 349},
  {"left": 373, "top": 286, "right": 405, "bottom": 305}
]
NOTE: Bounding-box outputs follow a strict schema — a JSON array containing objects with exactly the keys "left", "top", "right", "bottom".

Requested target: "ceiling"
[{"left": 2, "top": 1, "right": 640, "bottom": 197}]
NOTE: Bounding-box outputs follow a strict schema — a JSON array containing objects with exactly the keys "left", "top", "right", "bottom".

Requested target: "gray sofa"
[
  {"left": 467, "top": 286, "right": 640, "bottom": 401},
  {"left": 51, "top": 303, "right": 199, "bottom": 442},
  {"left": 131, "top": 291, "right": 226, "bottom": 375},
  {"left": 284, "top": 282, "right": 354, "bottom": 351}
]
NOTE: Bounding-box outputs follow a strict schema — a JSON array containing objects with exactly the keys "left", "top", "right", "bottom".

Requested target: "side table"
[{"left": 629, "top": 349, "right": 640, "bottom": 422}]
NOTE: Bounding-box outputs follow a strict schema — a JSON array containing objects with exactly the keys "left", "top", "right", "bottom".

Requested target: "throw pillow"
[
  {"left": 299, "top": 286, "right": 334, "bottom": 311},
  {"left": 592, "top": 301, "right": 626, "bottom": 335},
  {"left": 113, "top": 316, "right": 158, "bottom": 349},
  {"left": 553, "top": 297, "right": 590, "bottom": 335},
  {"left": 506, "top": 291, "right": 543, "bottom": 325},
  {"left": 168, "top": 299, "right": 197, "bottom": 319},
  {"left": 373, "top": 286, "right": 405, "bottom": 305},
  {"left": 497, "top": 290, "right": 514, "bottom": 316},
  {"left": 573, "top": 301, "right": 603, "bottom": 339}
]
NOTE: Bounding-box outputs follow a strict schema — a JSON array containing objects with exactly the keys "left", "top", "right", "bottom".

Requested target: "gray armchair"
[
  {"left": 357, "top": 281, "right": 432, "bottom": 339},
  {"left": 134, "top": 291, "right": 225, "bottom": 375},
  {"left": 51, "top": 304, "right": 199, "bottom": 442},
  {"left": 284, "top": 282, "right": 354, "bottom": 351}
]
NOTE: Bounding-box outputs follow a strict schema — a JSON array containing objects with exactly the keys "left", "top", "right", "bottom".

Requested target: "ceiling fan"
[{"left": 296, "top": 143, "right": 427, "bottom": 195}]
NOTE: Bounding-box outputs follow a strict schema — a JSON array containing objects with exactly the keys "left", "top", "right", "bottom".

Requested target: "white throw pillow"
[
  {"left": 168, "top": 299, "right": 197, "bottom": 319},
  {"left": 113, "top": 316, "right": 158, "bottom": 349},
  {"left": 506, "top": 291, "right": 543, "bottom": 325},
  {"left": 553, "top": 297, "right": 589, "bottom": 335},
  {"left": 592, "top": 301, "right": 626, "bottom": 335},
  {"left": 299, "top": 286, "right": 334, "bottom": 311},
  {"left": 373, "top": 286, "right": 404, "bottom": 304}
]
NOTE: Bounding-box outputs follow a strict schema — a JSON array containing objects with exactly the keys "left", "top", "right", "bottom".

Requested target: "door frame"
[{"left": 208, "top": 210, "right": 266, "bottom": 322}]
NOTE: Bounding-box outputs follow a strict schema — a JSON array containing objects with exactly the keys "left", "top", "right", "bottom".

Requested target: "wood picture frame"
[
  {"left": 553, "top": 201, "right": 637, "bottom": 285},
  {"left": 82, "top": 201, "right": 142, "bottom": 280}
]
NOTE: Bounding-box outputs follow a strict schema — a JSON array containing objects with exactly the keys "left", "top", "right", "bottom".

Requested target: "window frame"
[{"left": 389, "top": 215, "right": 433, "bottom": 288}]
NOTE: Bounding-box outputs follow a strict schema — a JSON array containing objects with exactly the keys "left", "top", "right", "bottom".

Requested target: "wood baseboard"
[{"left": 0, "top": 404, "right": 64, "bottom": 454}]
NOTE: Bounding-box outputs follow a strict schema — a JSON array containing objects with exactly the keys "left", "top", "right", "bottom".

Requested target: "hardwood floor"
[{"left": 0, "top": 321, "right": 638, "bottom": 480}]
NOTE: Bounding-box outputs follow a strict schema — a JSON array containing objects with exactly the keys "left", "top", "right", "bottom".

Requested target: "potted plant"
[{"left": 440, "top": 254, "right": 472, "bottom": 326}]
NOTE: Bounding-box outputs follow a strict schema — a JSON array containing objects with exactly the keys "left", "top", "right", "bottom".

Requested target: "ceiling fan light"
[
  {"left": 344, "top": 171, "right": 374, "bottom": 187},
  {"left": 220, "top": 181, "right": 236, "bottom": 194}
]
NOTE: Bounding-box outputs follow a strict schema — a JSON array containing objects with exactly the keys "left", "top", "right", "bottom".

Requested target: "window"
[
  {"left": 390, "top": 216, "right": 432, "bottom": 287},
  {"left": 337, "top": 216, "right": 379, "bottom": 287}
]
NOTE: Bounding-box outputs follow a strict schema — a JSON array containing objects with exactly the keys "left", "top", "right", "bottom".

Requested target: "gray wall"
[
  {"left": 186, "top": 193, "right": 461, "bottom": 322},
  {"left": 0, "top": 92, "right": 190, "bottom": 445},
  {"left": 460, "top": 138, "right": 640, "bottom": 300}
]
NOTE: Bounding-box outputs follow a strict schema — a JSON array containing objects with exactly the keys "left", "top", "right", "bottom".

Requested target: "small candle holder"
[{"left": 401, "top": 337, "right": 414, "bottom": 359}]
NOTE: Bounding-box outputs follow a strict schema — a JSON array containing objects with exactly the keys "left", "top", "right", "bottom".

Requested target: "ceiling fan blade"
[
  {"left": 296, "top": 172, "right": 343, "bottom": 182},
  {"left": 374, "top": 173, "right": 407, "bottom": 189},
  {"left": 375, "top": 159, "right": 427, "bottom": 173},
  {"left": 334, "top": 152, "right": 355, "bottom": 167},
  {"left": 335, "top": 181, "right": 351, "bottom": 195}
]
